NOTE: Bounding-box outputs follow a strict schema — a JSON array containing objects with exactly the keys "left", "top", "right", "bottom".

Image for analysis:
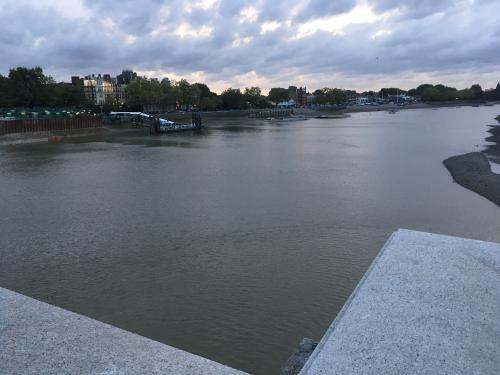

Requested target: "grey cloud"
[
  {"left": 295, "top": 0, "right": 357, "bottom": 21},
  {"left": 258, "top": 1, "right": 297, "bottom": 21},
  {"left": 217, "top": 0, "right": 250, "bottom": 18},
  {"left": 367, "top": 0, "right": 463, "bottom": 19},
  {"left": 83, "top": 0, "right": 176, "bottom": 35},
  {"left": 0, "top": 0, "right": 499, "bottom": 91}
]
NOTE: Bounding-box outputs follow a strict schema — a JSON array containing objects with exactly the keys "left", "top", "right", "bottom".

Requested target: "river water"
[{"left": 1, "top": 106, "right": 499, "bottom": 374}]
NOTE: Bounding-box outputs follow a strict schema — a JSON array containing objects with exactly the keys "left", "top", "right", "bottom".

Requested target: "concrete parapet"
[
  {"left": 0, "top": 287, "right": 247, "bottom": 375},
  {"left": 300, "top": 229, "right": 500, "bottom": 375}
]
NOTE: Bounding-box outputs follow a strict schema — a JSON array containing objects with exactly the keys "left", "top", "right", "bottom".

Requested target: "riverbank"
[
  {"left": 0, "top": 126, "right": 158, "bottom": 146},
  {"left": 2, "top": 101, "right": 498, "bottom": 141},
  {"left": 0, "top": 127, "right": 116, "bottom": 144},
  {"left": 443, "top": 152, "right": 500, "bottom": 206},
  {"left": 443, "top": 114, "right": 500, "bottom": 206},
  {"left": 162, "top": 100, "right": 500, "bottom": 122},
  {"left": 484, "top": 118, "right": 500, "bottom": 159}
]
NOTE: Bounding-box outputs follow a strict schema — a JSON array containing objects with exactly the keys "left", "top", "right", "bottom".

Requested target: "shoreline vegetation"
[
  {"left": 443, "top": 115, "right": 500, "bottom": 206},
  {"left": 163, "top": 100, "right": 500, "bottom": 121},
  {"left": 1, "top": 102, "right": 499, "bottom": 143},
  {"left": 1, "top": 66, "right": 500, "bottom": 115}
]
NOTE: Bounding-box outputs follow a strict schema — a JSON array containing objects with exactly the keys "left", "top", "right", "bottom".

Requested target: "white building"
[
  {"left": 73, "top": 70, "right": 136, "bottom": 106},
  {"left": 83, "top": 75, "right": 113, "bottom": 106},
  {"left": 356, "top": 97, "right": 369, "bottom": 105},
  {"left": 277, "top": 99, "right": 296, "bottom": 108}
]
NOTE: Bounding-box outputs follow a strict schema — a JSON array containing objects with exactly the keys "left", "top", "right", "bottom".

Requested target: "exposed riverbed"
[
  {"left": 443, "top": 114, "right": 500, "bottom": 206},
  {"left": 1, "top": 106, "right": 499, "bottom": 374}
]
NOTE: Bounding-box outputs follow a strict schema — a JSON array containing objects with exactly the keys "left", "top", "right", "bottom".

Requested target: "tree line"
[
  {"left": 408, "top": 83, "right": 500, "bottom": 101},
  {"left": 0, "top": 67, "right": 87, "bottom": 108},
  {"left": 311, "top": 84, "right": 500, "bottom": 104},
  {"left": 1, "top": 67, "right": 500, "bottom": 110},
  {"left": 126, "top": 77, "right": 270, "bottom": 111}
]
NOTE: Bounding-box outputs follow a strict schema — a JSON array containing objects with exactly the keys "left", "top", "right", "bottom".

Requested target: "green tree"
[
  {"left": 220, "top": 88, "right": 244, "bottom": 109},
  {"left": 102, "top": 95, "right": 121, "bottom": 113},
  {"left": 188, "top": 85, "right": 201, "bottom": 108},
  {"left": 126, "top": 77, "right": 164, "bottom": 110},
  {"left": 0, "top": 74, "right": 12, "bottom": 106},
  {"left": 456, "top": 88, "right": 474, "bottom": 100},
  {"left": 328, "top": 88, "right": 347, "bottom": 104},
  {"left": 313, "top": 88, "right": 347, "bottom": 105},
  {"left": 160, "top": 78, "right": 175, "bottom": 109},
  {"left": 8, "top": 67, "right": 55, "bottom": 107},
  {"left": 175, "top": 79, "right": 190, "bottom": 106},
  {"left": 470, "top": 84, "right": 483, "bottom": 99},
  {"left": 407, "top": 84, "right": 433, "bottom": 97},
  {"left": 313, "top": 89, "right": 326, "bottom": 104},
  {"left": 199, "top": 96, "right": 222, "bottom": 111},
  {"left": 192, "top": 83, "right": 213, "bottom": 99},
  {"left": 191, "top": 83, "right": 222, "bottom": 110},
  {"left": 50, "top": 83, "right": 86, "bottom": 107},
  {"left": 379, "top": 87, "right": 405, "bottom": 98},
  {"left": 244, "top": 86, "right": 267, "bottom": 108},
  {"left": 421, "top": 84, "right": 458, "bottom": 101},
  {"left": 268, "top": 87, "right": 290, "bottom": 105}
]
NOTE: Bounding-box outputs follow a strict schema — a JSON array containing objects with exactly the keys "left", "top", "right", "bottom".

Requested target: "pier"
[{"left": 109, "top": 112, "right": 202, "bottom": 134}]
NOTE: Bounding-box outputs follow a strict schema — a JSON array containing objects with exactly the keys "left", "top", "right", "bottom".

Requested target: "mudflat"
[{"left": 443, "top": 152, "right": 500, "bottom": 206}]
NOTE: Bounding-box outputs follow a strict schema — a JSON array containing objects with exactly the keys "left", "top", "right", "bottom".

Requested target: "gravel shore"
[
  {"left": 443, "top": 114, "right": 500, "bottom": 206},
  {"left": 444, "top": 152, "right": 500, "bottom": 206}
]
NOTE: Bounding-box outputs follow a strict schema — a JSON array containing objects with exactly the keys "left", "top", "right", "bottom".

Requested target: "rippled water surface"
[{"left": 1, "top": 106, "right": 499, "bottom": 374}]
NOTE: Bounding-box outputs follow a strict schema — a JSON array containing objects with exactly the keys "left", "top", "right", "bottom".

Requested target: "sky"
[{"left": 1, "top": 0, "right": 500, "bottom": 93}]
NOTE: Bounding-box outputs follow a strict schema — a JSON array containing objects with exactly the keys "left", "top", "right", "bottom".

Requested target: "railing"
[{"left": 0, "top": 116, "right": 103, "bottom": 135}]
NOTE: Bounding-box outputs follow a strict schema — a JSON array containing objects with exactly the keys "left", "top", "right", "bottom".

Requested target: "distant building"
[
  {"left": 71, "top": 76, "right": 83, "bottom": 86},
  {"left": 277, "top": 99, "right": 296, "bottom": 108},
  {"left": 73, "top": 70, "right": 136, "bottom": 106},
  {"left": 83, "top": 74, "right": 113, "bottom": 106},
  {"left": 117, "top": 70, "right": 137, "bottom": 85},
  {"left": 387, "top": 94, "right": 414, "bottom": 104},
  {"left": 297, "top": 87, "right": 307, "bottom": 107},
  {"left": 281, "top": 86, "right": 309, "bottom": 107},
  {"left": 287, "top": 86, "right": 298, "bottom": 101},
  {"left": 113, "top": 84, "right": 127, "bottom": 105},
  {"left": 356, "top": 97, "right": 369, "bottom": 105}
]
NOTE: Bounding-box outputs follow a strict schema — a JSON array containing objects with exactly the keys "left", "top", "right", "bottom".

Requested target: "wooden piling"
[{"left": 0, "top": 116, "right": 103, "bottom": 136}]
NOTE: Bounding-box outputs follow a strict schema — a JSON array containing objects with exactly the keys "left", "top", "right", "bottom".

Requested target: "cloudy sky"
[{"left": 1, "top": 0, "right": 499, "bottom": 93}]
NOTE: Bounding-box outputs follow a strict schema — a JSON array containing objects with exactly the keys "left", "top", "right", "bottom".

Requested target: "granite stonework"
[
  {"left": 300, "top": 229, "right": 500, "bottom": 375},
  {"left": 0, "top": 287, "right": 247, "bottom": 375}
]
